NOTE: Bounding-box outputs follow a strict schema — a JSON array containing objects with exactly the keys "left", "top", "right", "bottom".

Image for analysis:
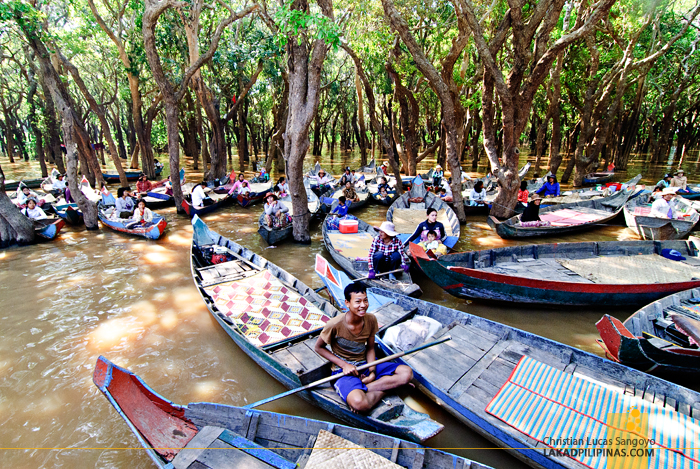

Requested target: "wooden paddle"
[
  {"left": 354, "top": 268, "right": 404, "bottom": 282},
  {"left": 244, "top": 335, "right": 451, "bottom": 409}
]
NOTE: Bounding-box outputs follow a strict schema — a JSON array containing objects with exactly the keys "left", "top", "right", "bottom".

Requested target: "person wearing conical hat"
[{"left": 367, "top": 221, "right": 409, "bottom": 280}]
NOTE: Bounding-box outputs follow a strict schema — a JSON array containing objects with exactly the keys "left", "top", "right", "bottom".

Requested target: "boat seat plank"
[
  {"left": 404, "top": 343, "right": 477, "bottom": 391},
  {"left": 194, "top": 437, "right": 281, "bottom": 469},
  {"left": 498, "top": 342, "right": 570, "bottom": 371},
  {"left": 183, "top": 405, "right": 247, "bottom": 436},
  {"left": 245, "top": 412, "right": 260, "bottom": 440},
  {"left": 286, "top": 342, "right": 326, "bottom": 370},
  {"left": 271, "top": 348, "right": 307, "bottom": 374},
  {"left": 446, "top": 323, "right": 500, "bottom": 349},
  {"left": 216, "top": 429, "right": 296, "bottom": 469},
  {"left": 437, "top": 327, "right": 499, "bottom": 362},
  {"left": 172, "top": 426, "right": 225, "bottom": 469},
  {"left": 448, "top": 339, "right": 511, "bottom": 398}
]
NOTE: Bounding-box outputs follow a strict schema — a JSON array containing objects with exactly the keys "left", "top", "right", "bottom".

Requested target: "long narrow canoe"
[
  {"left": 191, "top": 216, "right": 443, "bottom": 443},
  {"left": 35, "top": 217, "right": 66, "bottom": 240},
  {"left": 103, "top": 165, "right": 163, "bottom": 182},
  {"left": 98, "top": 194, "right": 167, "bottom": 239},
  {"left": 321, "top": 215, "right": 422, "bottom": 297},
  {"left": 624, "top": 193, "right": 699, "bottom": 240},
  {"left": 235, "top": 182, "right": 274, "bottom": 208},
  {"left": 386, "top": 176, "right": 461, "bottom": 248},
  {"left": 4, "top": 178, "right": 44, "bottom": 191},
  {"left": 320, "top": 186, "right": 370, "bottom": 213},
  {"left": 410, "top": 239, "right": 700, "bottom": 306},
  {"left": 597, "top": 288, "right": 700, "bottom": 378},
  {"left": 582, "top": 171, "right": 614, "bottom": 185},
  {"left": 536, "top": 174, "right": 642, "bottom": 207},
  {"left": 53, "top": 203, "right": 83, "bottom": 225},
  {"left": 313, "top": 263, "right": 700, "bottom": 469},
  {"left": 94, "top": 356, "right": 486, "bottom": 469},
  {"left": 487, "top": 187, "right": 633, "bottom": 239}
]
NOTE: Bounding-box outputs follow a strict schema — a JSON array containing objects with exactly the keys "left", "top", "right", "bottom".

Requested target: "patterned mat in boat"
[
  {"left": 203, "top": 270, "right": 330, "bottom": 348},
  {"left": 486, "top": 355, "right": 699, "bottom": 469}
]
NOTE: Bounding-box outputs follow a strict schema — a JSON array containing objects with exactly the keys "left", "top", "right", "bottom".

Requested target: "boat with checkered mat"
[
  {"left": 357, "top": 288, "right": 700, "bottom": 469},
  {"left": 597, "top": 288, "right": 700, "bottom": 379},
  {"left": 93, "top": 356, "right": 489, "bottom": 469},
  {"left": 191, "top": 215, "right": 444, "bottom": 443}
]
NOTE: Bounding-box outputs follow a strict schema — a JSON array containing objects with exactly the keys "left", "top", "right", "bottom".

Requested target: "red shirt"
[
  {"left": 518, "top": 189, "right": 529, "bottom": 203},
  {"left": 137, "top": 180, "right": 154, "bottom": 193}
]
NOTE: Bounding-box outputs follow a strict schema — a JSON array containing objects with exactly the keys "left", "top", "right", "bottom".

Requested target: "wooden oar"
[
  {"left": 354, "top": 268, "right": 404, "bottom": 282},
  {"left": 244, "top": 335, "right": 451, "bottom": 409}
]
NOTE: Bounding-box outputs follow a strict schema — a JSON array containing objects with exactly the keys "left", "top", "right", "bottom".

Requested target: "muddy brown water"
[{"left": 0, "top": 152, "right": 697, "bottom": 468}]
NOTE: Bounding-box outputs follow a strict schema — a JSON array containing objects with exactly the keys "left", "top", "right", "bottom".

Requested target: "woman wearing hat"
[
  {"left": 312, "top": 168, "right": 335, "bottom": 194},
  {"left": 263, "top": 192, "right": 290, "bottom": 227},
  {"left": 670, "top": 170, "right": 689, "bottom": 192},
  {"left": 367, "top": 221, "right": 410, "bottom": 280},
  {"left": 650, "top": 187, "right": 678, "bottom": 219},
  {"left": 433, "top": 164, "right": 444, "bottom": 188},
  {"left": 535, "top": 174, "right": 560, "bottom": 197},
  {"left": 521, "top": 192, "right": 542, "bottom": 222}
]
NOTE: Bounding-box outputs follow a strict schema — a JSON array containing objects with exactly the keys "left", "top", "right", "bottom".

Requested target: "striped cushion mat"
[
  {"left": 203, "top": 270, "right": 330, "bottom": 348},
  {"left": 486, "top": 355, "right": 699, "bottom": 469}
]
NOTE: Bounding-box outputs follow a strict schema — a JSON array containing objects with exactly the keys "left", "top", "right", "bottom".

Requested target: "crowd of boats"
[{"left": 7, "top": 159, "right": 700, "bottom": 468}]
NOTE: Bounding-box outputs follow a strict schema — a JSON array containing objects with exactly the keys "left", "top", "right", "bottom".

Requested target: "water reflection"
[{"left": 0, "top": 151, "right": 698, "bottom": 468}]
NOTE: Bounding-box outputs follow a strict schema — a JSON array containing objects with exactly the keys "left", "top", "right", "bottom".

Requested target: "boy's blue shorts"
[{"left": 332, "top": 361, "right": 400, "bottom": 402}]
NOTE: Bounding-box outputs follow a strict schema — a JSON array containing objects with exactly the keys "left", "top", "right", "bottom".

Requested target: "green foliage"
[{"left": 274, "top": 1, "right": 340, "bottom": 50}]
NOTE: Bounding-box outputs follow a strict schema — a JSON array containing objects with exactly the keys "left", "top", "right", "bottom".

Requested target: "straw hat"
[
  {"left": 382, "top": 161, "right": 389, "bottom": 167},
  {"left": 264, "top": 192, "right": 278, "bottom": 201},
  {"left": 676, "top": 169, "right": 685, "bottom": 175},
  {"left": 436, "top": 164, "right": 442, "bottom": 169},
  {"left": 661, "top": 187, "right": 678, "bottom": 197},
  {"left": 377, "top": 221, "right": 399, "bottom": 237},
  {"left": 530, "top": 192, "right": 541, "bottom": 201}
]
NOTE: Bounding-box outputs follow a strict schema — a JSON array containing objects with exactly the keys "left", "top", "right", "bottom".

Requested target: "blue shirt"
[
  {"left": 332, "top": 203, "right": 349, "bottom": 216},
  {"left": 536, "top": 181, "right": 560, "bottom": 197}
]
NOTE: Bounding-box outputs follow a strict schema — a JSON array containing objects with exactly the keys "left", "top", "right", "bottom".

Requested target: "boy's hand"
[
  {"left": 341, "top": 363, "right": 358, "bottom": 376},
  {"left": 361, "top": 371, "right": 376, "bottom": 385}
]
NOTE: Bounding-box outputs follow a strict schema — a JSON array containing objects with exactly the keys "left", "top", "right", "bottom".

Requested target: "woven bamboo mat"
[
  {"left": 392, "top": 208, "right": 455, "bottom": 235},
  {"left": 305, "top": 430, "right": 401, "bottom": 469},
  {"left": 557, "top": 254, "right": 700, "bottom": 284}
]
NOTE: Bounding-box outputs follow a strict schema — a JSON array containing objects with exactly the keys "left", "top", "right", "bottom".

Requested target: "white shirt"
[
  {"left": 17, "top": 189, "right": 37, "bottom": 205},
  {"left": 23, "top": 206, "right": 47, "bottom": 220},
  {"left": 470, "top": 188, "right": 486, "bottom": 202},
  {"left": 191, "top": 185, "right": 206, "bottom": 208},
  {"left": 650, "top": 198, "right": 673, "bottom": 219}
]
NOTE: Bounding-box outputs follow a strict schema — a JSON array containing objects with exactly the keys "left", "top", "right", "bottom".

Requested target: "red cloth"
[
  {"left": 518, "top": 189, "right": 529, "bottom": 203},
  {"left": 136, "top": 180, "right": 154, "bottom": 193}
]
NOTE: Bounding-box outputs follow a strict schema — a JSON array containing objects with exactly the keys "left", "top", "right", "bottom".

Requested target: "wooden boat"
[
  {"left": 102, "top": 165, "right": 163, "bottom": 182},
  {"left": 257, "top": 179, "right": 322, "bottom": 245},
  {"left": 35, "top": 217, "right": 65, "bottom": 240},
  {"left": 321, "top": 215, "right": 422, "bottom": 297},
  {"left": 597, "top": 288, "right": 700, "bottom": 378},
  {"left": 53, "top": 202, "right": 83, "bottom": 225},
  {"left": 624, "top": 192, "right": 699, "bottom": 240},
  {"left": 371, "top": 189, "right": 398, "bottom": 206},
  {"left": 582, "top": 171, "right": 614, "bottom": 185},
  {"left": 320, "top": 186, "right": 370, "bottom": 213},
  {"left": 181, "top": 191, "right": 232, "bottom": 218},
  {"left": 487, "top": 187, "right": 633, "bottom": 239},
  {"left": 410, "top": 239, "right": 700, "bottom": 306},
  {"left": 191, "top": 216, "right": 443, "bottom": 443},
  {"left": 4, "top": 178, "right": 44, "bottom": 191},
  {"left": 537, "top": 174, "right": 642, "bottom": 207},
  {"left": 368, "top": 289, "right": 700, "bottom": 469},
  {"left": 98, "top": 193, "right": 167, "bottom": 240},
  {"left": 313, "top": 263, "right": 700, "bottom": 469},
  {"left": 94, "top": 356, "right": 484, "bottom": 469},
  {"left": 386, "top": 176, "right": 460, "bottom": 249}
]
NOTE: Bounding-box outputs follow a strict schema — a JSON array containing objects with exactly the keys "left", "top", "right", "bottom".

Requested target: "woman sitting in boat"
[
  {"left": 368, "top": 222, "right": 410, "bottom": 280},
  {"left": 376, "top": 177, "right": 390, "bottom": 193},
  {"left": 343, "top": 181, "right": 360, "bottom": 204},
  {"left": 417, "top": 230, "right": 447, "bottom": 257},
  {"left": 21, "top": 198, "right": 48, "bottom": 220},
  {"left": 115, "top": 187, "right": 135, "bottom": 218},
  {"left": 191, "top": 183, "right": 213, "bottom": 210},
  {"left": 536, "top": 175, "right": 560, "bottom": 197},
  {"left": 314, "top": 282, "right": 413, "bottom": 413},
  {"left": 468, "top": 180, "right": 487, "bottom": 206},
  {"left": 520, "top": 192, "right": 542, "bottom": 222},
  {"left": 650, "top": 188, "right": 678, "bottom": 219},
  {"left": 656, "top": 173, "right": 672, "bottom": 188},
  {"left": 670, "top": 169, "right": 692, "bottom": 194},
  {"left": 52, "top": 173, "right": 67, "bottom": 195},
  {"left": 339, "top": 167, "right": 354, "bottom": 186},
  {"left": 432, "top": 165, "right": 444, "bottom": 187},
  {"left": 405, "top": 208, "right": 447, "bottom": 246},
  {"left": 136, "top": 173, "right": 158, "bottom": 194},
  {"left": 16, "top": 186, "right": 44, "bottom": 208},
  {"left": 312, "top": 169, "right": 335, "bottom": 194},
  {"left": 274, "top": 176, "right": 289, "bottom": 197},
  {"left": 263, "top": 192, "right": 290, "bottom": 228},
  {"left": 381, "top": 161, "right": 389, "bottom": 175},
  {"left": 516, "top": 181, "right": 530, "bottom": 210},
  {"left": 127, "top": 199, "right": 154, "bottom": 228},
  {"left": 227, "top": 173, "right": 249, "bottom": 196}
]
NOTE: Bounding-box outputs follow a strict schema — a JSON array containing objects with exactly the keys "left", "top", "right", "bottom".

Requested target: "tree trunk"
[{"left": 355, "top": 71, "right": 368, "bottom": 165}]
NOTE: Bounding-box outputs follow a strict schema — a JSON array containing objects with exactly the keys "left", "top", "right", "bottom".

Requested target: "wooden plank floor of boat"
[{"left": 479, "top": 258, "right": 594, "bottom": 283}]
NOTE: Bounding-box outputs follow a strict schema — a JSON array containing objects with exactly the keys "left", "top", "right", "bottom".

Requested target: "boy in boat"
[
  {"left": 418, "top": 230, "right": 447, "bottom": 257},
  {"left": 314, "top": 282, "right": 413, "bottom": 413}
]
